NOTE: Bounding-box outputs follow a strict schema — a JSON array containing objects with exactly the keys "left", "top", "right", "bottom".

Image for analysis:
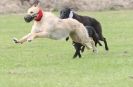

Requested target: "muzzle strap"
[{"left": 35, "top": 8, "right": 43, "bottom": 21}]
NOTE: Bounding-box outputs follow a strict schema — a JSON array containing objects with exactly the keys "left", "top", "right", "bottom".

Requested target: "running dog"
[
  {"left": 60, "top": 7, "right": 109, "bottom": 58},
  {"left": 60, "top": 7, "right": 109, "bottom": 50},
  {"left": 13, "top": 4, "right": 97, "bottom": 53}
]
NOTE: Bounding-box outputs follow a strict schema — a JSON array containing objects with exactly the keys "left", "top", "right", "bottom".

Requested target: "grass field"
[{"left": 0, "top": 10, "right": 133, "bottom": 87}]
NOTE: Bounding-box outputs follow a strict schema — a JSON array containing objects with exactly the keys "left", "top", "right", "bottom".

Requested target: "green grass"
[{"left": 0, "top": 10, "right": 133, "bottom": 87}]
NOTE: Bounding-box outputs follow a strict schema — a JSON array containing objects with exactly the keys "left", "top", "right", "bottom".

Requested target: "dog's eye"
[
  {"left": 30, "top": 11, "right": 33, "bottom": 14},
  {"left": 60, "top": 11, "right": 63, "bottom": 14}
]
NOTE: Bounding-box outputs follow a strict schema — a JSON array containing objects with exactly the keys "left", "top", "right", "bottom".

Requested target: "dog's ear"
[{"left": 33, "top": 0, "right": 40, "bottom": 7}]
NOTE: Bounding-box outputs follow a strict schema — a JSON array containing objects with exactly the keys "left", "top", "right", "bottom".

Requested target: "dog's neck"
[
  {"left": 71, "top": 12, "right": 81, "bottom": 21},
  {"left": 35, "top": 8, "right": 43, "bottom": 21}
]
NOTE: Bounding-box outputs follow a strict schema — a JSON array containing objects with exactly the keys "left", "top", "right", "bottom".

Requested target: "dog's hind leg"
[
  {"left": 98, "top": 41, "right": 102, "bottom": 46},
  {"left": 91, "top": 39, "right": 98, "bottom": 53},
  {"left": 103, "top": 37, "right": 109, "bottom": 51},
  {"left": 84, "top": 38, "right": 97, "bottom": 53},
  {"left": 84, "top": 42, "right": 92, "bottom": 50},
  {"left": 81, "top": 46, "right": 85, "bottom": 52},
  {"left": 99, "top": 36, "right": 109, "bottom": 51},
  {"left": 98, "top": 32, "right": 109, "bottom": 51},
  {"left": 73, "top": 50, "right": 81, "bottom": 58},
  {"left": 95, "top": 40, "right": 102, "bottom": 46}
]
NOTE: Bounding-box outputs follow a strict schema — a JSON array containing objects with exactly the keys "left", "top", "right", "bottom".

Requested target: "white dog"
[{"left": 13, "top": 4, "right": 97, "bottom": 52}]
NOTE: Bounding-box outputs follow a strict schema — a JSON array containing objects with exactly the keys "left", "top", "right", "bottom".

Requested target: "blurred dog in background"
[{"left": 60, "top": 7, "right": 109, "bottom": 58}]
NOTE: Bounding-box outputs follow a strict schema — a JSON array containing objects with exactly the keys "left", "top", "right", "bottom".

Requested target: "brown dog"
[{"left": 13, "top": 4, "right": 97, "bottom": 52}]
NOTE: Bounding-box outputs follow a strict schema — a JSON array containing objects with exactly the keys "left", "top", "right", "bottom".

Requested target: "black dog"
[
  {"left": 60, "top": 7, "right": 109, "bottom": 58},
  {"left": 73, "top": 26, "right": 101, "bottom": 58}
]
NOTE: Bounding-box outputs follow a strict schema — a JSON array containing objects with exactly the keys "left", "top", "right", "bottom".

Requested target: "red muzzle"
[{"left": 35, "top": 8, "right": 43, "bottom": 21}]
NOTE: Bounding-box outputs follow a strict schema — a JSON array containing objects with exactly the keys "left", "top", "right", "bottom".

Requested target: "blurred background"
[{"left": 0, "top": 0, "right": 133, "bottom": 14}]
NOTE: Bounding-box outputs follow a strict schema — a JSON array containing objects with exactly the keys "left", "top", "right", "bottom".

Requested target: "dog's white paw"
[{"left": 13, "top": 37, "right": 19, "bottom": 43}]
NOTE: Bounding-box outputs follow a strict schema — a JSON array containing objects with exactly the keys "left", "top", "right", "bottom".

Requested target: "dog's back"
[
  {"left": 61, "top": 18, "right": 84, "bottom": 30},
  {"left": 33, "top": 11, "right": 92, "bottom": 49}
]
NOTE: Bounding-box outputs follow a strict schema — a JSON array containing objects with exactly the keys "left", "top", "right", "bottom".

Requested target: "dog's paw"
[
  {"left": 27, "top": 39, "right": 32, "bottom": 42},
  {"left": 13, "top": 37, "right": 19, "bottom": 44},
  {"left": 66, "top": 37, "right": 69, "bottom": 41}
]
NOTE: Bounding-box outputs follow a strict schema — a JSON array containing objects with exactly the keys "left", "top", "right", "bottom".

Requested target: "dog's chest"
[
  {"left": 34, "top": 28, "right": 43, "bottom": 33},
  {"left": 33, "top": 24, "right": 44, "bottom": 33}
]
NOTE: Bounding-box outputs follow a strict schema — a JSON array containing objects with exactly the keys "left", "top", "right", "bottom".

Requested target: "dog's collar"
[
  {"left": 35, "top": 8, "right": 43, "bottom": 21},
  {"left": 69, "top": 11, "right": 73, "bottom": 18}
]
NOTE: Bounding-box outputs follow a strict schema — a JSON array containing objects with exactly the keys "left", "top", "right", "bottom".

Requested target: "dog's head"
[
  {"left": 24, "top": 2, "right": 43, "bottom": 23},
  {"left": 60, "top": 7, "right": 74, "bottom": 19}
]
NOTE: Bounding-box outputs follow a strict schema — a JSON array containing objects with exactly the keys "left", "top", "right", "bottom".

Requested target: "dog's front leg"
[
  {"left": 13, "top": 33, "right": 32, "bottom": 44},
  {"left": 27, "top": 31, "right": 49, "bottom": 42}
]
